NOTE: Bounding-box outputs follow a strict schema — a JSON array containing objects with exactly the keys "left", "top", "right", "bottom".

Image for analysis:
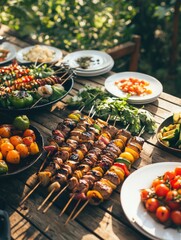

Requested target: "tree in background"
[{"left": 0, "top": 0, "right": 180, "bottom": 96}]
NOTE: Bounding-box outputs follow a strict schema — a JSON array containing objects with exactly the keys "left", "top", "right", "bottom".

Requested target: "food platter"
[
  {"left": 120, "top": 162, "right": 181, "bottom": 240},
  {"left": 0, "top": 62, "right": 74, "bottom": 111},
  {"left": 104, "top": 72, "right": 163, "bottom": 104},
  {"left": 157, "top": 116, "right": 181, "bottom": 154},
  {"left": 0, "top": 42, "right": 16, "bottom": 64},
  {"left": 0, "top": 124, "right": 44, "bottom": 178},
  {"left": 16, "top": 45, "right": 63, "bottom": 63}
]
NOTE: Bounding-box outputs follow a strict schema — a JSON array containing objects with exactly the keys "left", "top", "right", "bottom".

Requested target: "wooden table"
[{"left": 0, "top": 26, "right": 181, "bottom": 240}]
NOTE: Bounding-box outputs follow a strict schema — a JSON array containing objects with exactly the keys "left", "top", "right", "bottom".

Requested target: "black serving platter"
[
  {"left": 0, "top": 124, "right": 44, "bottom": 178},
  {"left": 0, "top": 62, "right": 74, "bottom": 112},
  {"left": 157, "top": 116, "right": 181, "bottom": 155}
]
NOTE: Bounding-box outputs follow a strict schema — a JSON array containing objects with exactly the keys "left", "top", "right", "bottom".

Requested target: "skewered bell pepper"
[
  {"left": 115, "top": 157, "right": 131, "bottom": 170},
  {"left": 87, "top": 190, "right": 103, "bottom": 205},
  {"left": 113, "top": 162, "right": 130, "bottom": 177}
]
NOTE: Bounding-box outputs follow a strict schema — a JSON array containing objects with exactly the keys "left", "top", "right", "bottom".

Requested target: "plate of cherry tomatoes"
[
  {"left": 120, "top": 162, "right": 181, "bottom": 240},
  {"left": 104, "top": 72, "right": 163, "bottom": 104},
  {"left": 0, "top": 117, "right": 44, "bottom": 177}
]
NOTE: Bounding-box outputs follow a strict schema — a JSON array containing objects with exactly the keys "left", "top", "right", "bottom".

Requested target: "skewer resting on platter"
[{"left": 64, "top": 128, "right": 145, "bottom": 223}]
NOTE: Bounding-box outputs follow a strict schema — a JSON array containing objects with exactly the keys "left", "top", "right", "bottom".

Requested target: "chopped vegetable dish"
[{"left": 115, "top": 77, "right": 152, "bottom": 96}]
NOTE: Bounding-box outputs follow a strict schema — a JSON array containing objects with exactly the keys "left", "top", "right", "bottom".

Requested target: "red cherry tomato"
[
  {"left": 140, "top": 189, "right": 152, "bottom": 202},
  {"left": 175, "top": 167, "right": 181, "bottom": 176},
  {"left": 172, "top": 178, "right": 181, "bottom": 190},
  {"left": 165, "top": 190, "right": 178, "bottom": 202},
  {"left": 156, "top": 206, "right": 170, "bottom": 223},
  {"left": 163, "top": 171, "right": 176, "bottom": 181},
  {"left": 170, "top": 175, "right": 180, "bottom": 189},
  {"left": 165, "top": 190, "right": 180, "bottom": 210},
  {"left": 145, "top": 198, "right": 159, "bottom": 212},
  {"left": 152, "top": 178, "right": 165, "bottom": 188},
  {"left": 155, "top": 183, "right": 170, "bottom": 197},
  {"left": 170, "top": 210, "right": 181, "bottom": 225}
]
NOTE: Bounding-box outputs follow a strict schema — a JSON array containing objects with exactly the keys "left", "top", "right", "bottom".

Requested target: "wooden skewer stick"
[
  {"left": 43, "top": 184, "right": 69, "bottom": 213},
  {"left": 139, "top": 125, "right": 145, "bottom": 137},
  {"left": 37, "top": 151, "right": 51, "bottom": 174},
  {"left": 59, "top": 194, "right": 75, "bottom": 217},
  {"left": 79, "top": 105, "right": 85, "bottom": 112},
  {"left": 30, "top": 97, "right": 43, "bottom": 109},
  {"left": 37, "top": 188, "right": 55, "bottom": 211},
  {"left": 91, "top": 111, "right": 96, "bottom": 118},
  {"left": 88, "top": 105, "right": 95, "bottom": 117},
  {"left": 106, "top": 114, "right": 111, "bottom": 123},
  {"left": 71, "top": 199, "right": 90, "bottom": 221},
  {"left": 61, "top": 72, "right": 74, "bottom": 85},
  {"left": 125, "top": 123, "right": 130, "bottom": 130},
  {"left": 64, "top": 199, "right": 81, "bottom": 225},
  {"left": 20, "top": 181, "right": 41, "bottom": 205}
]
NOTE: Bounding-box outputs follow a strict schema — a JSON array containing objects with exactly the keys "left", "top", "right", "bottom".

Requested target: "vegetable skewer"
[
  {"left": 20, "top": 110, "right": 85, "bottom": 204},
  {"left": 38, "top": 116, "right": 113, "bottom": 210},
  {"left": 66, "top": 131, "right": 144, "bottom": 222}
]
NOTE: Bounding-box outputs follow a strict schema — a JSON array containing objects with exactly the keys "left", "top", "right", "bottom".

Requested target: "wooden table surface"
[{"left": 0, "top": 25, "right": 181, "bottom": 240}]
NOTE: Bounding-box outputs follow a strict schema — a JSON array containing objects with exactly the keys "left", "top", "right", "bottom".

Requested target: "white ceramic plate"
[
  {"left": 63, "top": 50, "right": 114, "bottom": 72},
  {"left": 16, "top": 45, "right": 62, "bottom": 63},
  {"left": 74, "top": 60, "right": 114, "bottom": 77},
  {"left": 121, "top": 162, "right": 181, "bottom": 240},
  {"left": 0, "top": 42, "right": 16, "bottom": 64},
  {"left": 104, "top": 72, "right": 163, "bottom": 104}
]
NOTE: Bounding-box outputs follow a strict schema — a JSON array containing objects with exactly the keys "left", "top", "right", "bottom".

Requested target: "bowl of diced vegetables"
[{"left": 157, "top": 112, "right": 181, "bottom": 154}]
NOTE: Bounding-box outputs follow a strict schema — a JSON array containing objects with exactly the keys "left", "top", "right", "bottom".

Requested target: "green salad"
[{"left": 67, "top": 85, "right": 157, "bottom": 135}]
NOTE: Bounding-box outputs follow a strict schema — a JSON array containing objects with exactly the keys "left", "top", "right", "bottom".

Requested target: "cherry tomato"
[
  {"left": 23, "top": 129, "right": 36, "bottom": 141},
  {"left": 140, "top": 189, "right": 152, "bottom": 202},
  {"left": 145, "top": 198, "right": 159, "bottom": 212},
  {"left": 152, "top": 178, "right": 165, "bottom": 188},
  {"left": 172, "top": 178, "right": 181, "bottom": 190},
  {"left": 170, "top": 175, "right": 180, "bottom": 189},
  {"left": 155, "top": 183, "right": 170, "bottom": 197},
  {"left": 175, "top": 167, "right": 181, "bottom": 176},
  {"left": 165, "top": 190, "right": 180, "bottom": 210},
  {"left": 170, "top": 210, "right": 181, "bottom": 225},
  {"left": 165, "top": 190, "right": 178, "bottom": 202},
  {"left": 156, "top": 206, "right": 170, "bottom": 223},
  {"left": 163, "top": 171, "right": 176, "bottom": 181}
]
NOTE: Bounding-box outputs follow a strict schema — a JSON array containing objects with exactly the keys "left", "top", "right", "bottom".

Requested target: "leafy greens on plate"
[{"left": 67, "top": 85, "right": 157, "bottom": 135}]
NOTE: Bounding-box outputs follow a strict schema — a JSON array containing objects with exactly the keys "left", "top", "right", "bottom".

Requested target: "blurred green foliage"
[{"left": 0, "top": 0, "right": 180, "bottom": 96}]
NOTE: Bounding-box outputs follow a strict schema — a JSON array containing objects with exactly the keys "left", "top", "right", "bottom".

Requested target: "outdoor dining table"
[{"left": 0, "top": 28, "right": 181, "bottom": 240}]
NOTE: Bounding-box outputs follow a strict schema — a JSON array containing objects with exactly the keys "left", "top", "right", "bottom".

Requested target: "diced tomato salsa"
[{"left": 115, "top": 77, "right": 152, "bottom": 96}]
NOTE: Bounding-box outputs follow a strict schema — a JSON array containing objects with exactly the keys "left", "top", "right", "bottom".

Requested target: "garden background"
[{"left": 0, "top": 0, "right": 180, "bottom": 97}]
